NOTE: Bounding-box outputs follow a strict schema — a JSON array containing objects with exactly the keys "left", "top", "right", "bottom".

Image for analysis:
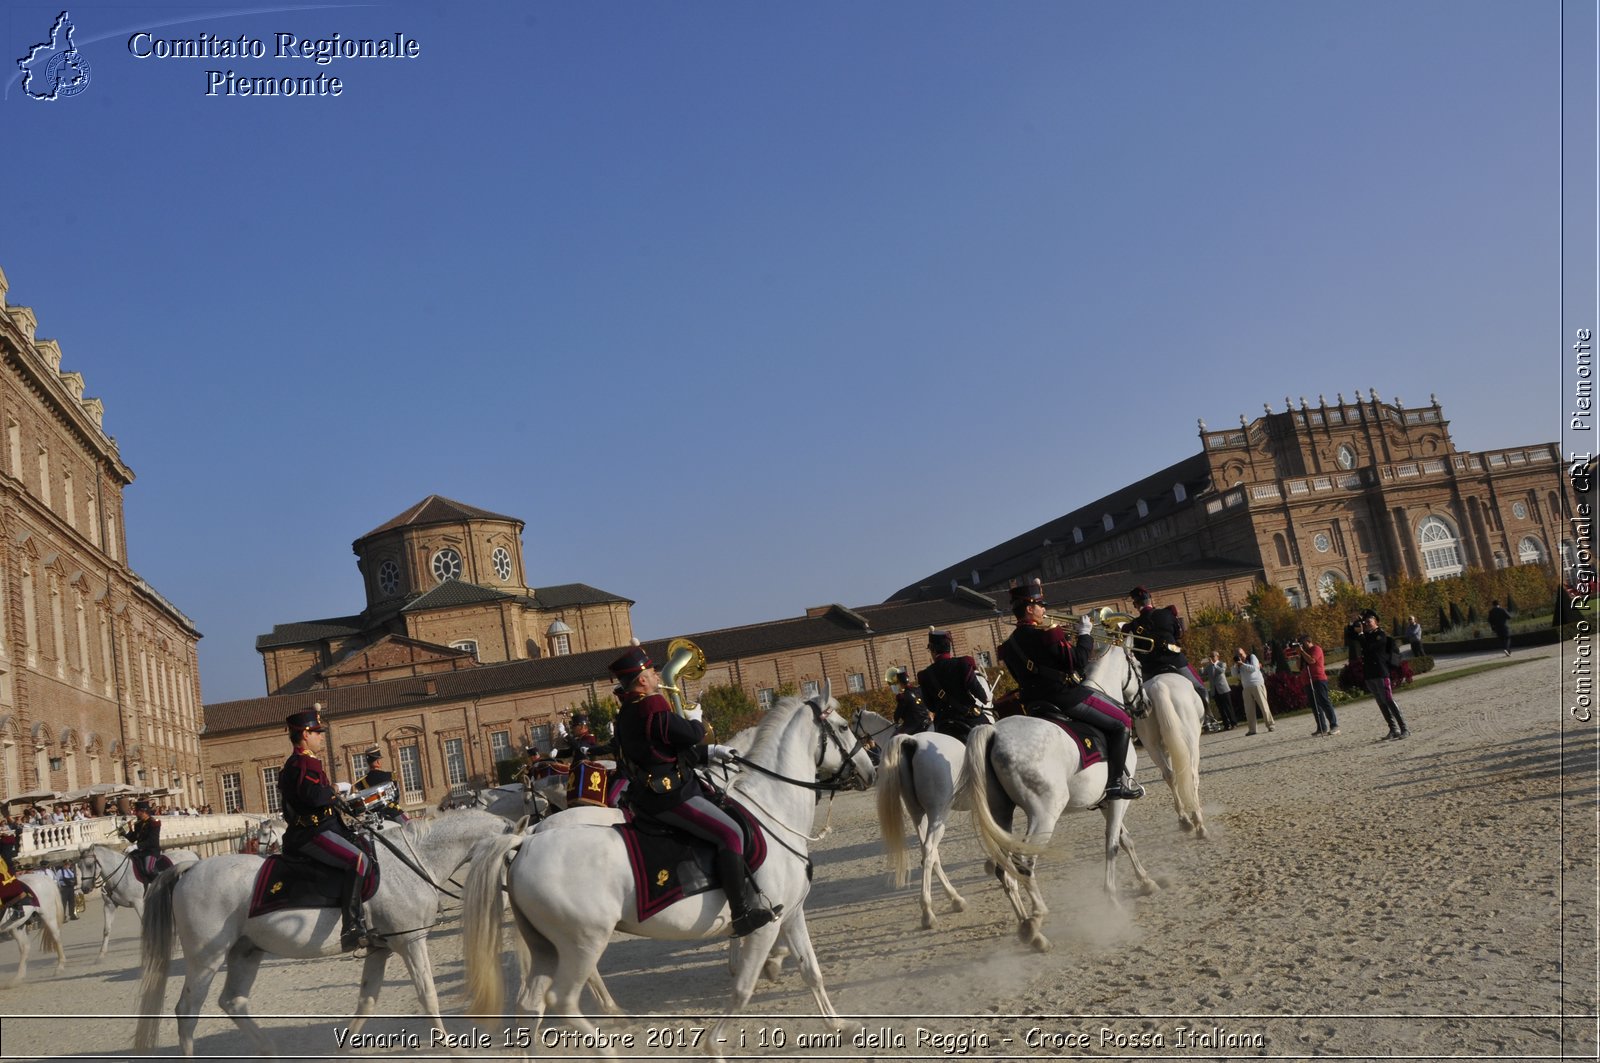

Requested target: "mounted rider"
[
  {"left": 277, "top": 706, "right": 370, "bottom": 952},
  {"left": 916, "top": 629, "right": 993, "bottom": 740},
  {"left": 608, "top": 645, "right": 778, "bottom": 937},
  {"left": 997, "top": 578, "right": 1144, "bottom": 802},
  {"left": 558, "top": 711, "right": 601, "bottom": 761},
  {"left": 120, "top": 800, "right": 170, "bottom": 879},
  {"left": 1120, "top": 585, "right": 1208, "bottom": 701},
  {"left": 354, "top": 747, "right": 408, "bottom": 823},
  {"left": 0, "top": 816, "right": 27, "bottom": 922},
  {"left": 886, "top": 667, "right": 931, "bottom": 735}
]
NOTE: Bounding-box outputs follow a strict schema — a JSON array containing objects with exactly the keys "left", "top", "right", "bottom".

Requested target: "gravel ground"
[{"left": 0, "top": 644, "right": 1591, "bottom": 1062}]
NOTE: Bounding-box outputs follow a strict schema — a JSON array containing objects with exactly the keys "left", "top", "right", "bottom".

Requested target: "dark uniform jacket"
[
  {"left": 354, "top": 767, "right": 405, "bottom": 819},
  {"left": 917, "top": 655, "right": 989, "bottom": 733},
  {"left": 613, "top": 691, "right": 707, "bottom": 815},
  {"left": 121, "top": 817, "right": 161, "bottom": 856},
  {"left": 999, "top": 620, "right": 1094, "bottom": 709},
  {"left": 559, "top": 728, "right": 600, "bottom": 761},
  {"left": 1357, "top": 627, "right": 1399, "bottom": 680},
  {"left": 1122, "top": 605, "right": 1191, "bottom": 678},
  {"left": 277, "top": 748, "right": 345, "bottom": 851},
  {"left": 892, "top": 687, "right": 931, "bottom": 734}
]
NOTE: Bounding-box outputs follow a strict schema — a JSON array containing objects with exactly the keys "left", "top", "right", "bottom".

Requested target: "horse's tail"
[
  {"left": 959, "top": 725, "right": 1014, "bottom": 868},
  {"left": 462, "top": 832, "right": 524, "bottom": 1019},
  {"left": 134, "top": 863, "right": 189, "bottom": 1051},
  {"left": 1154, "top": 681, "right": 1202, "bottom": 818},
  {"left": 875, "top": 736, "right": 914, "bottom": 887}
]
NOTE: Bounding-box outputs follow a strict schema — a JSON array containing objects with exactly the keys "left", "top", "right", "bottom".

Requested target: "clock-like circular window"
[
  {"left": 1336, "top": 444, "right": 1357, "bottom": 470},
  {"left": 431, "top": 548, "right": 462, "bottom": 583},
  {"left": 1511, "top": 501, "right": 1528, "bottom": 520},
  {"left": 1313, "top": 533, "right": 1331, "bottom": 553},
  {"left": 377, "top": 559, "right": 400, "bottom": 595},
  {"left": 492, "top": 547, "right": 512, "bottom": 581}
]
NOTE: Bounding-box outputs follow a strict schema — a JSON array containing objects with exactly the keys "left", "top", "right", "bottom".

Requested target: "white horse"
[
  {"left": 0, "top": 870, "right": 67, "bottom": 985},
  {"left": 857, "top": 709, "right": 973, "bottom": 930},
  {"left": 958, "top": 644, "right": 1160, "bottom": 952},
  {"left": 1103, "top": 661, "right": 1208, "bottom": 839},
  {"left": 460, "top": 689, "right": 876, "bottom": 1056},
  {"left": 133, "top": 809, "right": 514, "bottom": 1056},
  {"left": 78, "top": 843, "right": 200, "bottom": 960}
]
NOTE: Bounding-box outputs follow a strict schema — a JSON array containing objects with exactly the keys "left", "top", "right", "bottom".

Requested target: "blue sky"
[{"left": 1, "top": 1, "right": 1589, "bottom": 703}]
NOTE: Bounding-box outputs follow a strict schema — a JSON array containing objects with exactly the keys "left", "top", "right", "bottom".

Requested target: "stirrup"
[
  {"left": 729, "top": 903, "right": 781, "bottom": 937},
  {"left": 1103, "top": 777, "right": 1145, "bottom": 802}
]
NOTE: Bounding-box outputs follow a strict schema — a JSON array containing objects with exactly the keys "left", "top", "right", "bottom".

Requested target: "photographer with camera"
[
  {"left": 1231, "top": 647, "right": 1274, "bottom": 735},
  {"left": 1287, "top": 634, "right": 1339, "bottom": 737}
]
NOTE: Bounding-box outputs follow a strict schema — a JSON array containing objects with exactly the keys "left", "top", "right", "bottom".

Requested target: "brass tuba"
[{"left": 660, "top": 637, "right": 707, "bottom": 717}]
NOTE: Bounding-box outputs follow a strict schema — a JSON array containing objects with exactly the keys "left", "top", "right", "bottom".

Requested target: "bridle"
[
  {"left": 81, "top": 846, "right": 135, "bottom": 898},
  {"left": 726, "top": 699, "right": 873, "bottom": 793}
]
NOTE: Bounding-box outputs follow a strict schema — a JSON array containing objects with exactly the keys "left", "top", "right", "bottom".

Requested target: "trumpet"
[{"left": 660, "top": 637, "right": 707, "bottom": 717}]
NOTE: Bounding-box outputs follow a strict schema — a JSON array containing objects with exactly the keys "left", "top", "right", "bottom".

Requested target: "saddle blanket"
[
  {"left": 1021, "top": 705, "right": 1108, "bottom": 770},
  {"left": 614, "top": 800, "right": 768, "bottom": 923},
  {"left": 247, "top": 851, "right": 380, "bottom": 919},
  {"left": 567, "top": 760, "right": 621, "bottom": 808},
  {"left": 130, "top": 855, "right": 175, "bottom": 888},
  {"left": 0, "top": 882, "right": 40, "bottom": 933}
]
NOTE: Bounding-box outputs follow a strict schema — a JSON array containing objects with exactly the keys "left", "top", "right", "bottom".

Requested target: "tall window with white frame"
[
  {"left": 443, "top": 737, "right": 467, "bottom": 788},
  {"left": 1418, "top": 515, "right": 1464, "bottom": 580},
  {"left": 261, "top": 766, "right": 281, "bottom": 815},
  {"left": 488, "top": 729, "right": 512, "bottom": 769},
  {"left": 397, "top": 745, "right": 422, "bottom": 801},
  {"left": 220, "top": 771, "right": 242, "bottom": 814}
]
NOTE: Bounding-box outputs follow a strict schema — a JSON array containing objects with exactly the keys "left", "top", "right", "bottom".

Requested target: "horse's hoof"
[
  {"left": 1178, "top": 818, "right": 1194, "bottom": 832},
  {"left": 921, "top": 912, "right": 936, "bottom": 931},
  {"left": 1029, "top": 933, "right": 1053, "bottom": 953},
  {"left": 951, "top": 897, "right": 967, "bottom": 913}
]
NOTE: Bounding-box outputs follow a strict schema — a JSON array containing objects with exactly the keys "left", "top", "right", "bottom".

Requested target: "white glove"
[
  {"left": 707, "top": 744, "right": 737, "bottom": 765},
  {"left": 1078, "top": 613, "right": 1094, "bottom": 636},
  {"left": 683, "top": 705, "right": 704, "bottom": 723}
]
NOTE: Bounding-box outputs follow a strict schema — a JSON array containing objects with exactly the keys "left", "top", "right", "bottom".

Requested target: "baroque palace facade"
[
  {"left": 202, "top": 497, "right": 1012, "bottom": 813},
  {"left": 201, "top": 391, "right": 1574, "bottom": 814},
  {"left": 890, "top": 390, "right": 1575, "bottom": 619},
  {"left": 0, "top": 267, "right": 204, "bottom": 806}
]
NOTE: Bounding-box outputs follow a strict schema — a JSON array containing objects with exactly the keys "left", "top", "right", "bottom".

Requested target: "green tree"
[
  {"left": 698, "top": 683, "right": 762, "bottom": 741},
  {"left": 574, "top": 691, "right": 619, "bottom": 744}
]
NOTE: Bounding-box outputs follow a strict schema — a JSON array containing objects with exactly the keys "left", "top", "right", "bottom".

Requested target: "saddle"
[
  {"left": 247, "top": 839, "right": 380, "bottom": 919},
  {"left": 1019, "top": 704, "right": 1107, "bottom": 770},
  {"left": 129, "top": 854, "right": 174, "bottom": 888},
  {"left": 0, "top": 880, "right": 39, "bottom": 932},
  {"left": 613, "top": 798, "right": 769, "bottom": 923}
]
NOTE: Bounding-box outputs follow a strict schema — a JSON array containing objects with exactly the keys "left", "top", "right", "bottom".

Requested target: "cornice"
[{"left": 0, "top": 308, "right": 133, "bottom": 485}]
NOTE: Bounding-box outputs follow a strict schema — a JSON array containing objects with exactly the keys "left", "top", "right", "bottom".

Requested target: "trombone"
[{"left": 1073, "top": 607, "right": 1156, "bottom": 653}]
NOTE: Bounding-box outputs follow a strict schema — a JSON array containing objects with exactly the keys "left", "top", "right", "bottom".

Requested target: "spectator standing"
[
  {"left": 1357, "top": 609, "right": 1409, "bottom": 739},
  {"left": 53, "top": 864, "right": 77, "bottom": 920},
  {"left": 1404, "top": 615, "right": 1425, "bottom": 659},
  {"left": 1232, "top": 648, "right": 1275, "bottom": 735},
  {"left": 1201, "top": 651, "right": 1236, "bottom": 730},
  {"left": 1488, "top": 600, "right": 1512, "bottom": 656},
  {"left": 1291, "top": 634, "right": 1339, "bottom": 736}
]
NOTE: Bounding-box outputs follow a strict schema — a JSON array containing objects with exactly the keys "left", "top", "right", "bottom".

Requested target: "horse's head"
[{"left": 809, "top": 683, "right": 876, "bottom": 791}]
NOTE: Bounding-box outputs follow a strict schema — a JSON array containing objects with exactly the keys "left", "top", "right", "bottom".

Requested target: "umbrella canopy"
[{"left": 3, "top": 789, "right": 60, "bottom": 807}]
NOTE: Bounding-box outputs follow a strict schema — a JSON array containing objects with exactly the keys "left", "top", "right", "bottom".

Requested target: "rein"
[
  {"left": 84, "top": 847, "right": 135, "bottom": 899},
  {"left": 364, "top": 822, "right": 462, "bottom": 901},
  {"left": 728, "top": 699, "right": 871, "bottom": 793}
]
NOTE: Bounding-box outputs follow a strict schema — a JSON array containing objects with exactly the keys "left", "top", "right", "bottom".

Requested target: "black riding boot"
[
  {"left": 338, "top": 874, "right": 368, "bottom": 952},
  {"left": 716, "top": 850, "right": 779, "bottom": 937},
  {"left": 1101, "top": 728, "right": 1145, "bottom": 802}
]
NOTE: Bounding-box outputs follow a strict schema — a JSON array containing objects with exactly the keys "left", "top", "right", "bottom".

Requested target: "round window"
[
  {"left": 492, "top": 547, "right": 512, "bottom": 581},
  {"left": 1511, "top": 501, "right": 1527, "bottom": 520},
  {"left": 378, "top": 559, "right": 400, "bottom": 595},
  {"left": 431, "top": 548, "right": 462, "bottom": 583},
  {"left": 1313, "top": 533, "right": 1331, "bottom": 553},
  {"left": 1336, "top": 444, "right": 1357, "bottom": 470}
]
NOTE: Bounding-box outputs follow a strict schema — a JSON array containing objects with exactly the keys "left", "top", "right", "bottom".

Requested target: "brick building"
[
  {"left": 890, "top": 391, "right": 1574, "bottom": 619},
  {"left": 0, "top": 267, "right": 204, "bottom": 805}
]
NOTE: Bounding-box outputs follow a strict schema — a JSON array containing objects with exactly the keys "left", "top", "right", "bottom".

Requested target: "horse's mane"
[{"left": 737, "top": 694, "right": 814, "bottom": 767}]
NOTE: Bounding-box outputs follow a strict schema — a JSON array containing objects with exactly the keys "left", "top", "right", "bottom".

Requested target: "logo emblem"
[
  {"left": 18, "top": 11, "right": 91, "bottom": 101},
  {"left": 655, "top": 869, "right": 669, "bottom": 887}
]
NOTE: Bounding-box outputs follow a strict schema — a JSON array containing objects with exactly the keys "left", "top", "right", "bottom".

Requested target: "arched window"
[
  {"left": 1273, "top": 534, "right": 1290, "bottom": 567},
  {"left": 1136, "top": 499, "right": 1149, "bottom": 518},
  {"left": 1418, "top": 516, "right": 1464, "bottom": 580},
  {"left": 1284, "top": 586, "right": 1303, "bottom": 609},
  {"left": 1101, "top": 513, "right": 1114, "bottom": 532},
  {"left": 1518, "top": 536, "right": 1545, "bottom": 565},
  {"left": 1317, "top": 571, "right": 1344, "bottom": 603}
]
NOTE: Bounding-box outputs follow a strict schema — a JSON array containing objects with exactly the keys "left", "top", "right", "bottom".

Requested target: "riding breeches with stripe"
[{"left": 654, "top": 795, "right": 745, "bottom": 858}]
